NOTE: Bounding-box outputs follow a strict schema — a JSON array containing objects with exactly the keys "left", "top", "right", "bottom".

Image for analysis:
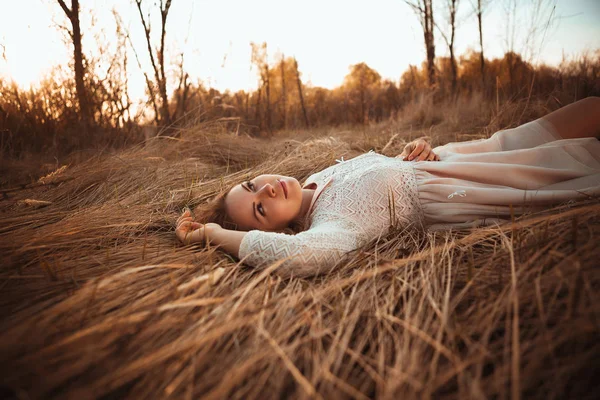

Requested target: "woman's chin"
[{"left": 291, "top": 177, "right": 303, "bottom": 194}]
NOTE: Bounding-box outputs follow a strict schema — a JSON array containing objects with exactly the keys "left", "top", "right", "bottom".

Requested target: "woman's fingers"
[
  {"left": 176, "top": 209, "right": 191, "bottom": 226},
  {"left": 176, "top": 221, "right": 205, "bottom": 245},
  {"left": 175, "top": 221, "right": 193, "bottom": 243},
  {"left": 397, "top": 143, "right": 413, "bottom": 159},
  {"left": 417, "top": 148, "right": 432, "bottom": 161},
  {"left": 396, "top": 139, "right": 440, "bottom": 161},
  {"left": 408, "top": 141, "right": 426, "bottom": 160},
  {"left": 186, "top": 227, "right": 205, "bottom": 245},
  {"left": 175, "top": 224, "right": 187, "bottom": 244},
  {"left": 177, "top": 209, "right": 198, "bottom": 228},
  {"left": 177, "top": 216, "right": 193, "bottom": 228}
]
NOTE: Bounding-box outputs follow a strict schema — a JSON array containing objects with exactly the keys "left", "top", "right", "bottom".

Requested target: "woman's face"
[{"left": 224, "top": 175, "right": 303, "bottom": 231}]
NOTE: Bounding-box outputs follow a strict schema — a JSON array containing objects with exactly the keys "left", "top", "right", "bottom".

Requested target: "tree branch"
[
  {"left": 56, "top": 0, "right": 73, "bottom": 20},
  {"left": 116, "top": 9, "right": 160, "bottom": 125},
  {"left": 135, "top": 0, "right": 161, "bottom": 89}
]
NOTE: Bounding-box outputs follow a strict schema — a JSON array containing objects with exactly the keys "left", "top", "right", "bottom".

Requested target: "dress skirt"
[{"left": 412, "top": 118, "right": 600, "bottom": 230}]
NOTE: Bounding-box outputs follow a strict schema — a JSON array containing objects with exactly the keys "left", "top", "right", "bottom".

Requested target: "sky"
[{"left": 0, "top": 0, "right": 599, "bottom": 100}]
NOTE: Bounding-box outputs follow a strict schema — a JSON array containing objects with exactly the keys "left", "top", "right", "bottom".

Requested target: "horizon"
[{"left": 1, "top": 0, "right": 599, "bottom": 99}]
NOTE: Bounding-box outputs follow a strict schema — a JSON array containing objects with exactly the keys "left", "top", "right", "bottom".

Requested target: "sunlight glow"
[{"left": 0, "top": 0, "right": 598, "bottom": 98}]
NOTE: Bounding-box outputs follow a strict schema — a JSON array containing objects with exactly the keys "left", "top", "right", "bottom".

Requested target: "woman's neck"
[{"left": 297, "top": 186, "right": 316, "bottom": 222}]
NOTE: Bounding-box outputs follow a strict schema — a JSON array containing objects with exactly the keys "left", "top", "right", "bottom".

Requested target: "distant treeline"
[{"left": 0, "top": 49, "right": 599, "bottom": 156}]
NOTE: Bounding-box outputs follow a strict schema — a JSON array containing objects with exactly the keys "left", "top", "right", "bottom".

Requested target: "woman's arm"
[
  {"left": 540, "top": 97, "right": 600, "bottom": 140},
  {"left": 206, "top": 226, "right": 245, "bottom": 258},
  {"left": 176, "top": 210, "right": 359, "bottom": 278},
  {"left": 238, "top": 228, "right": 359, "bottom": 278}
]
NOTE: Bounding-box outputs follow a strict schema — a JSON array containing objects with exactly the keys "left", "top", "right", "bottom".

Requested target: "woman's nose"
[{"left": 260, "top": 183, "right": 276, "bottom": 198}]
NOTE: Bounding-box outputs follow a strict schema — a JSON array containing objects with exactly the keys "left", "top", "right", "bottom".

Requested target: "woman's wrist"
[
  {"left": 207, "top": 226, "right": 246, "bottom": 258},
  {"left": 204, "top": 223, "right": 222, "bottom": 244}
]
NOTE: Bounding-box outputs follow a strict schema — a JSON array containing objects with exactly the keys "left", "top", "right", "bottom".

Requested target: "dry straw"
[{"left": 1, "top": 117, "right": 599, "bottom": 399}]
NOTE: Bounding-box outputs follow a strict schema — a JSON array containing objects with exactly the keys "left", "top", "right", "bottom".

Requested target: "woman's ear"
[
  {"left": 222, "top": 221, "right": 238, "bottom": 230},
  {"left": 279, "top": 227, "right": 296, "bottom": 235}
]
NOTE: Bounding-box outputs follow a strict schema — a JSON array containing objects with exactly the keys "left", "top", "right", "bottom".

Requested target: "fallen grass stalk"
[{"left": 0, "top": 110, "right": 598, "bottom": 398}]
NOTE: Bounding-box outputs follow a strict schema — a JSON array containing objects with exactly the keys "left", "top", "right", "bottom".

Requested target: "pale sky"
[{"left": 0, "top": 0, "right": 599, "bottom": 101}]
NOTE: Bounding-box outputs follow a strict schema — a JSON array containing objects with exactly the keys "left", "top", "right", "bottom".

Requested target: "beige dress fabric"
[{"left": 413, "top": 118, "right": 600, "bottom": 230}]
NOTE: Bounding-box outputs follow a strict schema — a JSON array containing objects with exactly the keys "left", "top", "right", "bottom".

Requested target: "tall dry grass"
[{"left": 0, "top": 101, "right": 599, "bottom": 399}]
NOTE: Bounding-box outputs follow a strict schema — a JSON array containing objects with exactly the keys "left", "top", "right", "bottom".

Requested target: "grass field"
[{"left": 1, "top": 97, "right": 599, "bottom": 399}]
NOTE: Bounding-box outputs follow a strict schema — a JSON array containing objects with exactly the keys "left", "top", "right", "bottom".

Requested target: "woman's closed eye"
[
  {"left": 246, "top": 181, "right": 266, "bottom": 218},
  {"left": 257, "top": 203, "right": 265, "bottom": 217}
]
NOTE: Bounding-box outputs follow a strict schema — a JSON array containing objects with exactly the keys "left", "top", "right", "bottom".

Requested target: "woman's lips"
[{"left": 279, "top": 179, "right": 288, "bottom": 198}]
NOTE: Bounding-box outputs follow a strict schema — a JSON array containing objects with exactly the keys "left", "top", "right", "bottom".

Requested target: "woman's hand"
[
  {"left": 176, "top": 209, "right": 203, "bottom": 245},
  {"left": 175, "top": 209, "right": 221, "bottom": 245},
  {"left": 398, "top": 138, "right": 440, "bottom": 161}
]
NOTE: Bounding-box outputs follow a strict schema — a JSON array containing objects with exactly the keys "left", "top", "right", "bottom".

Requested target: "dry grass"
[{"left": 1, "top": 104, "right": 599, "bottom": 399}]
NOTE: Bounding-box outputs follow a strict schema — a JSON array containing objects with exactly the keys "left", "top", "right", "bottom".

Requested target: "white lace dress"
[{"left": 239, "top": 119, "right": 600, "bottom": 278}]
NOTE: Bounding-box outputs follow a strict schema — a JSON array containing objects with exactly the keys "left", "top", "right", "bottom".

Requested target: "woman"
[{"left": 176, "top": 97, "right": 600, "bottom": 278}]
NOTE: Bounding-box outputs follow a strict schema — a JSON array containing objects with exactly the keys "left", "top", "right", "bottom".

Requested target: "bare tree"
[
  {"left": 293, "top": 57, "right": 309, "bottom": 129},
  {"left": 404, "top": 0, "right": 436, "bottom": 87},
  {"left": 173, "top": 52, "right": 190, "bottom": 122},
  {"left": 280, "top": 54, "right": 287, "bottom": 129},
  {"left": 173, "top": 8, "right": 193, "bottom": 124},
  {"left": 264, "top": 47, "right": 271, "bottom": 133},
  {"left": 254, "top": 84, "right": 262, "bottom": 130},
  {"left": 502, "top": 0, "right": 557, "bottom": 92},
  {"left": 251, "top": 42, "right": 271, "bottom": 133},
  {"left": 134, "top": 0, "right": 173, "bottom": 127},
  {"left": 436, "top": 0, "right": 460, "bottom": 94},
  {"left": 503, "top": 0, "right": 518, "bottom": 91},
  {"left": 471, "top": 0, "right": 489, "bottom": 89},
  {"left": 56, "top": 0, "right": 92, "bottom": 130},
  {"left": 114, "top": 10, "right": 159, "bottom": 125}
]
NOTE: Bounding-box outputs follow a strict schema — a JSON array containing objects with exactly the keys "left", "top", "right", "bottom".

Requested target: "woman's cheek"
[{"left": 275, "top": 204, "right": 294, "bottom": 222}]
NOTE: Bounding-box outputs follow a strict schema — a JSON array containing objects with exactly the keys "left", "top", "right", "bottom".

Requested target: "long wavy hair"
[{"left": 193, "top": 183, "right": 308, "bottom": 235}]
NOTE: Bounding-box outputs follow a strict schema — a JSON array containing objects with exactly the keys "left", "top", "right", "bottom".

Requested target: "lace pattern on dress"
[{"left": 239, "top": 152, "right": 425, "bottom": 278}]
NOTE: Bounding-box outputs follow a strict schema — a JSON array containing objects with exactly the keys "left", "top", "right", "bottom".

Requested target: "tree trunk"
[
  {"left": 134, "top": 0, "right": 172, "bottom": 127},
  {"left": 507, "top": 52, "right": 515, "bottom": 94},
  {"left": 424, "top": 0, "right": 436, "bottom": 88},
  {"left": 360, "top": 78, "right": 366, "bottom": 124},
  {"left": 450, "top": 44, "right": 457, "bottom": 94},
  {"left": 255, "top": 87, "right": 262, "bottom": 132},
  {"left": 406, "top": 1, "right": 436, "bottom": 88},
  {"left": 57, "top": 0, "right": 91, "bottom": 133},
  {"left": 280, "top": 55, "right": 287, "bottom": 130},
  {"left": 158, "top": 0, "right": 172, "bottom": 126},
  {"left": 70, "top": 1, "right": 90, "bottom": 129},
  {"left": 264, "top": 63, "right": 271, "bottom": 133},
  {"left": 449, "top": 0, "right": 458, "bottom": 95},
  {"left": 293, "top": 58, "right": 309, "bottom": 129},
  {"left": 245, "top": 92, "right": 249, "bottom": 121},
  {"left": 477, "top": 0, "right": 486, "bottom": 90}
]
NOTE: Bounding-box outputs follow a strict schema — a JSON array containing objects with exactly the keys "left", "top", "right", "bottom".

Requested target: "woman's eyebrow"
[{"left": 242, "top": 183, "right": 250, "bottom": 192}]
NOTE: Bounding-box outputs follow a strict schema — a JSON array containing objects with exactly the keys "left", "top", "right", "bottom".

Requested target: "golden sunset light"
[{"left": 1, "top": 0, "right": 598, "bottom": 95}]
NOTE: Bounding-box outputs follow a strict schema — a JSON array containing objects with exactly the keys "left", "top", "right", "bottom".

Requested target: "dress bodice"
[{"left": 238, "top": 152, "right": 425, "bottom": 278}]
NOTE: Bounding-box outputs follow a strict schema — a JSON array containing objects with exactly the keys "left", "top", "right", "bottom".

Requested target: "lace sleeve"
[{"left": 238, "top": 225, "right": 360, "bottom": 279}]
